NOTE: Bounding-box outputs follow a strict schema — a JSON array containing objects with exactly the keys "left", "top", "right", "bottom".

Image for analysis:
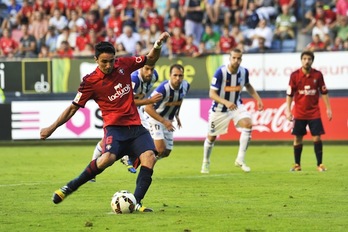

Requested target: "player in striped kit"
[
  {"left": 144, "top": 64, "right": 190, "bottom": 159},
  {"left": 90, "top": 65, "right": 163, "bottom": 176},
  {"left": 201, "top": 48, "right": 264, "bottom": 174}
]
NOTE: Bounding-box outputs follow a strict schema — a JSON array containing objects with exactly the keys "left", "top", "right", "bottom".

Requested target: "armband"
[{"left": 154, "top": 40, "right": 162, "bottom": 49}]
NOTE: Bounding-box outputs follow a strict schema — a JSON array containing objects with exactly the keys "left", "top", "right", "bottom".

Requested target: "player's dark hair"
[
  {"left": 170, "top": 64, "right": 184, "bottom": 74},
  {"left": 95, "top": 41, "right": 116, "bottom": 58},
  {"left": 301, "top": 51, "right": 314, "bottom": 61}
]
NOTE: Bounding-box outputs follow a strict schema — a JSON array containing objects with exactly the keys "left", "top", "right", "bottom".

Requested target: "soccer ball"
[{"left": 110, "top": 190, "right": 137, "bottom": 214}]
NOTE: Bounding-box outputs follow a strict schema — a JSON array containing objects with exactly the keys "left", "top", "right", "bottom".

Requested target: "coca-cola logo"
[{"left": 244, "top": 101, "right": 293, "bottom": 133}]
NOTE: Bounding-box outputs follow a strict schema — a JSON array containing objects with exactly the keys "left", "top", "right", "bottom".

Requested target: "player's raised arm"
[{"left": 145, "top": 31, "right": 170, "bottom": 66}]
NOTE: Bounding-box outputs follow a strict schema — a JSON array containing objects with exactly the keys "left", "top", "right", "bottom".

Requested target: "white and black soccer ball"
[{"left": 110, "top": 190, "right": 137, "bottom": 214}]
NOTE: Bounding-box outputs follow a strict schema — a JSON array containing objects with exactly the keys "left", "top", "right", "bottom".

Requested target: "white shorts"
[
  {"left": 147, "top": 119, "right": 173, "bottom": 150},
  {"left": 138, "top": 106, "right": 149, "bottom": 130},
  {"left": 207, "top": 104, "right": 251, "bottom": 136}
]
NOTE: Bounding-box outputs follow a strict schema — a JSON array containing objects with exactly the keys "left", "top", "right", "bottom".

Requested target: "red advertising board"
[{"left": 201, "top": 98, "right": 347, "bottom": 141}]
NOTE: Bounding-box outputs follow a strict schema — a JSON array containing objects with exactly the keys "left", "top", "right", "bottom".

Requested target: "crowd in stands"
[{"left": 0, "top": 0, "right": 347, "bottom": 59}]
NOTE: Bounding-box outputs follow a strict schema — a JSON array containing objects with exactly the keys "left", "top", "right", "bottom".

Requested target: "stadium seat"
[
  {"left": 270, "top": 39, "right": 282, "bottom": 52},
  {"left": 281, "top": 39, "right": 296, "bottom": 53}
]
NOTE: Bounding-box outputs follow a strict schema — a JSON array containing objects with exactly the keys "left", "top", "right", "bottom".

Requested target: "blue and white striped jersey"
[
  {"left": 131, "top": 69, "right": 159, "bottom": 99},
  {"left": 210, "top": 65, "right": 249, "bottom": 112},
  {"left": 147, "top": 80, "right": 190, "bottom": 120}
]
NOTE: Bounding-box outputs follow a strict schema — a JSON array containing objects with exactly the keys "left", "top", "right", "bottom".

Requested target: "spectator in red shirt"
[
  {"left": 77, "top": 0, "right": 96, "bottom": 14},
  {"left": 216, "top": 25, "right": 237, "bottom": 54},
  {"left": 0, "top": 28, "right": 18, "bottom": 57},
  {"left": 33, "top": 0, "right": 51, "bottom": 15},
  {"left": 113, "top": 0, "right": 124, "bottom": 11},
  {"left": 85, "top": 9, "right": 105, "bottom": 38},
  {"left": 106, "top": 6, "right": 123, "bottom": 37},
  {"left": 286, "top": 51, "right": 332, "bottom": 172},
  {"left": 167, "top": 7, "right": 183, "bottom": 34},
  {"left": 56, "top": 40, "right": 74, "bottom": 58},
  {"left": 17, "top": 0, "right": 33, "bottom": 24},
  {"left": 49, "top": 0, "right": 65, "bottom": 15},
  {"left": 147, "top": 9, "right": 165, "bottom": 32},
  {"left": 65, "top": 0, "right": 79, "bottom": 16},
  {"left": 75, "top": 27, "right": 89, "bottom": 51},
  {"left": 305, "top": 34, "right": 326, "bottom": 51},
  {"left": 314, "top": 4, "right": 336, "bottom": 28},
  {"left": 167, "top": 26, "right": 186, "bottom": 58},
  {"left": 302, "top": 3, "right": 337, "bottom": 33},
  {"left": 182, "top": 34, "right": 200, "bottom": 57},
  {"left": 336, "top": 0, "right": 348, "bottom": 20}
]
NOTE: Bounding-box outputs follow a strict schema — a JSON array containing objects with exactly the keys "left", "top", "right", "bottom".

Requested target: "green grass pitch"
[{"left": 1, "top": 142, "right": 347, "bottom": 232}]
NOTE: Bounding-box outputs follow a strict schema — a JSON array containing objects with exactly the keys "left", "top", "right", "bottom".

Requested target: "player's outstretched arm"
[
  {"left": 40, "top": 104, "right": 80, "bottom": 140},
  {"left": 134, "top": 93, "right": 162, "bottom": 106}
]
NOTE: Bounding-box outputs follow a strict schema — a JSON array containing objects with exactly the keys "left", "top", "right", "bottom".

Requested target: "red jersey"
[
  {"left": 77, "top": 0, "right": 96, "bottom": 13},
  {"left": 219, "top": 36, "right": 236, "bottom": 53},
  {"left": 0, "top": 37, "right": 18, "bottom": 56},
  {"left": 86, "top": 20, "right": 104, "bottom": 34},
  {"left": 167, "top": 17, "right": 183, "bottom": 32},
  {"left": 106, "top": 17, "right": 123, "bottom": 36},
  {"left": 287, "top": 68, "right": 328, "bottom": 120},
  {"left": 73, "top": 56, "right": 146, "bottom": 127},
  {"left": 147, "top": 14, "right": 165, "bottom": 32},
  {"left": 306, "top": 41, "right": 326, "bottom": 51},
  {"left": 75, "top": 35, "right": 89, "bottom": 51},
  {"left": 56, "top": 48, "right": 74, "bottom": 58},
  {"left": 182, "top": 43, "right": 198, "bottom": 55},
  {"left": 170, "top": 36, "right": 186, "bottom": 54}
]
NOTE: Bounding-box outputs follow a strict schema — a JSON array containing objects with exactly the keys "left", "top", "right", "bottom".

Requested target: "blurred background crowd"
[{"left": 0, "top": 0, "right": 347, "bottom": 59}]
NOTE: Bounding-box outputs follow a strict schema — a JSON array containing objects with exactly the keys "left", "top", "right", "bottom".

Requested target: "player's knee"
[
  {"left": 139, "top": 150, "right": 156, "bottom": 167},
  {"left": 97, "top": 152, "right": 116, "bottom": 169}
]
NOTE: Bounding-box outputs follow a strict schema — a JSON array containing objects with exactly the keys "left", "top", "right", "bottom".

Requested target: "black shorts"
[
  {"left": 291, "top": 118, "right": 325, "bottom": 136},
  {"left": 103, "top": 125, "right": 155, "bottom": 160}
]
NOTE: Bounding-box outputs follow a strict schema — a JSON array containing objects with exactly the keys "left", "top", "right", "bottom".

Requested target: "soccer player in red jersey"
[
  {"left": 40, "top": 32, "right": 170, "bottom": 212},
  {"left": 286, "top": 51, "right": 332, "bottom": 172}
]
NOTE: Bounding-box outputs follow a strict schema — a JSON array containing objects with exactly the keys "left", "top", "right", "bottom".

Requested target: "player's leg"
[
  {"left": 148, "top": 120, "right": 167, "bottom": 159},
  {"left": 156, "top": 129, "right": 173, "bottom": 159},
  {"left": 119, "top": 107, "right": 151, "bottom": 173},
  {"left": 201, "top": 111, "right": 230, "bottom": 173},
  {"left": 53, "top": 151, "right": 117, "bottom": 204},
  {"left": 129, "top": 126, "right": 156, "bottom": 212},
  {"left": 201, "top": 134, "right": 216, "bottom": 174},
  {"left": 290, "top": 119, "right": 307, "bottom": 171},
  {"left": 309, "top": 118, "right": 327, "bottom": 171},
  {"left": 120, "top": 155, "right": 137, "bottom": 173},
  {"left": 235, "top": 117, "right": 252, "bottom": 172},
  {"left": 90, "top": 139, "right": 104, "bottom": 182},
  {"left": 91, "top": 139, "right": 103, "bottom": 160},
  {"left": 52, "top": 126, "right": 120, "bottom": 204},
  {"left": 233, "top": 106, "right": 252, "bottom": 172}
]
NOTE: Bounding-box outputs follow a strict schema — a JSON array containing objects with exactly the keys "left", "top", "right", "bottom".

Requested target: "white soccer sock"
[
  {"left": 91, "top": 142, "right": 102, "bottom": 160},
  {"left": 203, "top": 138, "right": 214, "bottom": 163},
  {"left": 236, "top": 128, "right": 252, "bottom": 163}
]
